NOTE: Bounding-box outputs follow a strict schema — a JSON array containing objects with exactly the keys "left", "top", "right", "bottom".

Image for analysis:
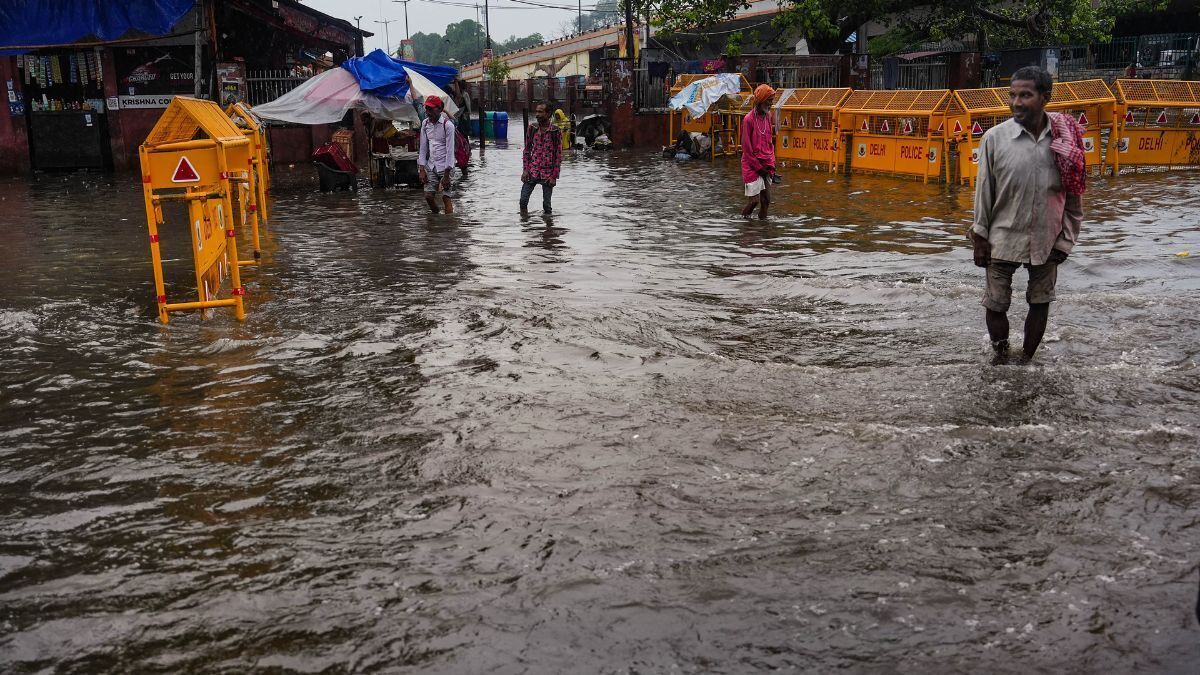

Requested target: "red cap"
[{"left": 424, "top": 95, "right": 443, "bottom": 109}]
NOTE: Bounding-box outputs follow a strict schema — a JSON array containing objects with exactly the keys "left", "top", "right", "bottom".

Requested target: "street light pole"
[
  {"left": 374, "top": 19, "right": 394, "bottom": 55},
  {"left": 484, "top": 0, "right": 491, "bottom": 51},
  {"left": 392, "top": 1, "right": 410, "bottom": 41}
]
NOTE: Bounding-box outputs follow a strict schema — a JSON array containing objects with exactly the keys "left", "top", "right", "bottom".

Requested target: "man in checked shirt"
[
  {"left": 520, "top": 103, "right": 562, "bottom": 215},
  {"left": 970, "top": 66, "right": 1084, "bottom": 363}
]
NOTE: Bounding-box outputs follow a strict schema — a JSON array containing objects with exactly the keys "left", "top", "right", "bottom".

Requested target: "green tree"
[
  {"left": 499, "top": 33, "right": 545, "bottom": 53},
  {"left": 652, "top": 0, "right": 1163, "bottom": 53},
  {"left": 485, "top": 59, "right": 512, "bottom": 81}
]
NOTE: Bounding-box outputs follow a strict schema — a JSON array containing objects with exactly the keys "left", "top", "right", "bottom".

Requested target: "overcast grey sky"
[{"left": 303, "top": 0, "right": 595, "bottom": 56}]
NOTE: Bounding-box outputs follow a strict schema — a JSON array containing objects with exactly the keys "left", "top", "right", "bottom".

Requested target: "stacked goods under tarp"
[{"left": 253, "top": 50, "right": 459, "bottom": 125}]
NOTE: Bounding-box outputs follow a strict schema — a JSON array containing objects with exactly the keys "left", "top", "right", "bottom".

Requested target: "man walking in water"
[
  {"left": 970, "top": 66, "right": 1084, "bottom": 362},
  {"left": 418, "top": 95, "right": 456, "bottom": 214},
  {"left": 741, "top": 84, "right": 776, "bottom": 219},
  {"left": 520, "top": 102, "right": 562, "bottom": 215}
]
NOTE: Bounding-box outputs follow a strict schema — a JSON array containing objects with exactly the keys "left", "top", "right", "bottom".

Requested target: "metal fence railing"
[
  {"left": 870, "top": 56, "right": 949, "bottom": 90},
  {"left": 1058, "top": 33, "right": 1200, "bottom": 82},
  {"left": 635, "top": 68, "right": 670, "bottom": 111},
  {"left": 246, "top": 70, "right": 309, "bottom": 106}
]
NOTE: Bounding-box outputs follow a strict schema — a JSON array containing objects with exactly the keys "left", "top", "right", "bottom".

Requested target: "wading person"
[
  {"left": 740, "top": 84, "right": 776, "bottom": 219},
  {"left": 520, "top": 103, "right": 562, "bottom": 215},
  {"left": 418, "top": 95, "right": 456, "bottom": 214},
  {"left": 970, "top": 65, "right": 1084, "bottom": 362}
]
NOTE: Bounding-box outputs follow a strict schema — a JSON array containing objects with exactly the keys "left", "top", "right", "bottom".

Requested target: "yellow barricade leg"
[
  {"left": 218, "top": 152, "right": 246, "bottom": 321},
  {"left": 140, "top": 147, "right": 170, "bottom": 324}
]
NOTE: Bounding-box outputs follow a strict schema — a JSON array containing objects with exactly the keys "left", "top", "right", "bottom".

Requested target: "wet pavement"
[{"left": 1, "top": 138, "right": 1199, "bottom": 673}]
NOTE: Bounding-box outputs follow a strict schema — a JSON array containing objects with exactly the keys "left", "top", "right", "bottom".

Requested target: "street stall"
[
  {"left": 773, "top": 87, "right": 852, "bottom": 172},
  {"left": 252, "top": 50, "right": 458, "bottom": 191},
  {"left": 1109, "top": 79, "right": 1200, "bottom": 172},
  {"left": 667, "top": 73, "right": 753, "bottom": 159},
  {"left": 837, "top": 89, "right": 952, "bottom": 183},
  {"left": 949, "top": 79, "right": 1115, "bottom": 185}
]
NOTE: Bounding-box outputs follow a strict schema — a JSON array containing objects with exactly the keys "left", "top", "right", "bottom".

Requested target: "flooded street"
[{"left": 1, "top": 139, "right": 1199, "bottom": 672}]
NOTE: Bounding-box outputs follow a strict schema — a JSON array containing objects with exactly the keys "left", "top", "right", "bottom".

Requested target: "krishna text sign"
[{"left": 119, "top": 95, "right": 177, "bottom": 109}]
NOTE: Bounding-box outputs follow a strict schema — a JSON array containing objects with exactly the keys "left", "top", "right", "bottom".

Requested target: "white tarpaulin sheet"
[
  {"left": 253, "top": 66, "right": 457, "bottom": 125},
  {"left": 668, "top": 73, "right": 742, "bottom": 120}
]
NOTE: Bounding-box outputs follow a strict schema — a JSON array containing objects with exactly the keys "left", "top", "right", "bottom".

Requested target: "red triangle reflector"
[
  {"left": 172, "top": 156, "right": 200, "bottom": 183},
  {"left": 813, "top": 116, "right": 822, "bottom": 128},
  {"left": 1156, "top": 110, "right": 1168, "bottom": 124},
  {"left": 860, "top": 119, "right": 869, "bottom": 132},
  {"left": 1077, "top": 112, "right": 1089, "bottom": 126},
  {"left": 1124, "top": 110, "right": 1134, "bottom": 123},
  {"left": 952, "top": 120, "right": 963, "bottom": 134},
  {"left": 880, "top": 120, "right": 891, "bottom": 133},
  {"left": 971, "top": 121, "right": 984, "bottom": 135}
]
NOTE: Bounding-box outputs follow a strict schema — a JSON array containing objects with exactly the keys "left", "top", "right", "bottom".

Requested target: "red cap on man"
[{"left": 424, "top": 95, "right": 443, "bottom": 109}]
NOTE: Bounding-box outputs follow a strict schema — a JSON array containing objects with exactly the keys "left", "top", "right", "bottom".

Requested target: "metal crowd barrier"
[
  {"left": 1110, "top": 79, "right": 1200, "bottom": 172},
  {"left": 774, "top": 87, "right": 851, "bottom": 172},
  {"left": 836, "top": 89, "right": 952, "bottom": 183}
]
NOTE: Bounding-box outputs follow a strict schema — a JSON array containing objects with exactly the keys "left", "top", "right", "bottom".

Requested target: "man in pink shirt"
[{"left": 740, "top": 84, "right": 777, "bottom": 219}]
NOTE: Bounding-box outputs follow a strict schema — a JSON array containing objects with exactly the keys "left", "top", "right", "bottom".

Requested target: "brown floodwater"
[{"left": 0, "top": 139, "right": 1198, "bottom": 673}]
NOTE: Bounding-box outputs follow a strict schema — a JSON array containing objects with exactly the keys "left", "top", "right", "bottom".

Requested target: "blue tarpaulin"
[
  {"left": 340, "top": 49, "right": 458, "bottom": 100},
  {"left": 0, "top": 0, "right": 194, "bottom": 53}
]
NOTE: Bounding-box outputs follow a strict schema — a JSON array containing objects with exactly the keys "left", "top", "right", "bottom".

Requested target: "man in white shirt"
[{"left": 418, "top": 95, "right": 456, "bottom": 214}]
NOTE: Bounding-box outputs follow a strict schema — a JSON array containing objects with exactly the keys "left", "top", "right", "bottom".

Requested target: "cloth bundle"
[{"left": 1049, "top": 112, "right": 1087, "bottom": 196}]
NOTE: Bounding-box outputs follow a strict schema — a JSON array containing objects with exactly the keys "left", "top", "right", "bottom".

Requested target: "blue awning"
[
  {"left": 341, "top": 49, "right": 458, "bottom": 100},
  {"left": 0, "top": 0, "right": 194, "bottom": 52}
]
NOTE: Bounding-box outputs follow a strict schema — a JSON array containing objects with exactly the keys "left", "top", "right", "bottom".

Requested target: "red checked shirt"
[{"left": 523, "top": 122, "right": 562, "bottom": 180}]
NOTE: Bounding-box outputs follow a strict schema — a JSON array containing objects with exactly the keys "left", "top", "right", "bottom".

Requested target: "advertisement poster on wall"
[{"left": 115, "top": 46, "right": 196, "bottom": 109}]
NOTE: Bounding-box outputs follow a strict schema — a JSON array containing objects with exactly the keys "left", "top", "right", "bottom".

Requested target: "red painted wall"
[{"left": 0, "top": 58, "right": 31, "bottom": 174}]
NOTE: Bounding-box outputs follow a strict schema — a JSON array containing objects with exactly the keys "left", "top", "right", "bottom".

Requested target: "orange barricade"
[
  {"left": 140, "top": 97, "right": 252, "bottom": 323},
  {"left": 774, "top": 88, "right": 851, "bottom": 172},
  {"left": 223, "top": 102, "right": 268, "bottom": 259},
  {"left": 1109, "top": 79, "right": 1200, "bottom": 172},
  {"left": 837, "top": 89, "right": 951, "bottom": 183},
  {"left": 949, "top": 79, "right": 1115, "bottom": 185}
]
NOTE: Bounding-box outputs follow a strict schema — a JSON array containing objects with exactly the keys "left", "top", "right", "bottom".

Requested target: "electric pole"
[
  {"left": 375, "top": 19, "right": 394, "bottom": 55},
  {"left": 392, "top": 1, "right": 411, "bottom": 41}
]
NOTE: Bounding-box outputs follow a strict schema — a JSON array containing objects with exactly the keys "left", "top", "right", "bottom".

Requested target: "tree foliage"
[
  {"left": 401, "top": 20, "right": 545, "bottom": 66},
  {"left": 652, "top": 0, "right": 1164, "bottom": 54}
]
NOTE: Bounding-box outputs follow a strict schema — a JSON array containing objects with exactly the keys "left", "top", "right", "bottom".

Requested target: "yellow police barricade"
[
  {"left": 774, "top": 87, "right": 851, "bottom": 172},
  {"left": 227, "top": 101, "right": 271, "bottom": 227},
  {"left": 948, "top": 79, "right": 1115, "bottom": 185},
  {"left": 667, "top": 73, "right": 754, "bottom": 158},
  {"left": 217, "top": 102, "right": 266, "bottom": 261},
  {"left": 139, "top": 97, "right": 252, "bottom": 323},
  {"left": 1109, "top": 79, "right": 1200, "bottom": 173},
  {"left": 837, "top": 89, "right": 951, "bottom": 183}
]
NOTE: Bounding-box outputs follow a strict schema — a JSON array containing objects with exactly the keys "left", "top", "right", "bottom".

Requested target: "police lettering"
[
  {"left": 813, "top": 139, "right": 830, "bottom": 150},
  {"left": 899, "top": 145, "right": 925, "bottom": 159}
]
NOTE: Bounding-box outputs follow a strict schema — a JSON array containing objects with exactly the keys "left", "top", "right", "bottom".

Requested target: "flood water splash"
[{"left": 1, "top": 148, "right": 1198, "bottom": 672}]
